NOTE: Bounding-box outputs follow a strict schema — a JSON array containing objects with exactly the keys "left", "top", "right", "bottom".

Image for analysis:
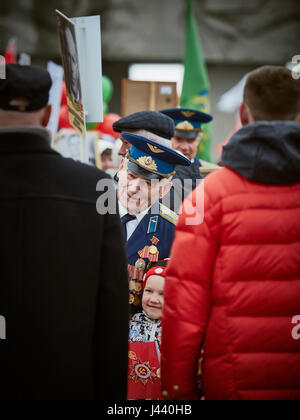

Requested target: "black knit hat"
[
  {"left": 0, "top": 64, "right": 52, "bottom": 112},
  {"left": 113, "top": 110, "right": 174, "bottom": 140}
]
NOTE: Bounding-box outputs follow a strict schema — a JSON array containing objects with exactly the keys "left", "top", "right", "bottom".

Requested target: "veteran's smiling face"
[
  {"left": 118, "top": 159, "right": 173, "bottom": 215},
  {"left": 118, "top": 163, "right": 160, "bottom": 215},
  {"left": 171, "top": 134, "right": 201, "bottom": 161}
]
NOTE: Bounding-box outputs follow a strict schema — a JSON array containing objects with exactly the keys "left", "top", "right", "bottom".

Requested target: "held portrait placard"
[
  {"left": 53, "top": 129, "right": 99, "bottom": 166},
  {"left": 56, "top": 10, "right": 103, "bottom": 138}
]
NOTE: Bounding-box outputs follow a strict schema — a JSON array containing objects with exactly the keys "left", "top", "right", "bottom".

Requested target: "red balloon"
[
  {"left": 61, "top": 82, "right": 68, "bottom": 106},
  {"left": 96, "top": 113, "right": 121, "bottom": 139},
  {"left": 58, "top": 105, "right": 73, "bottom": 129}
]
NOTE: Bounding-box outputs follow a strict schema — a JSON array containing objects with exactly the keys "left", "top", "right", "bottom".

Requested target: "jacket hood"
[{"left": 222, "top": 121, "right": 300, "bottom": 185}]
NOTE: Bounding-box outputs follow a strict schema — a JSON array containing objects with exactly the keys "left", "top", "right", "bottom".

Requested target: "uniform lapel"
[{"left": 126, "top": 201, "right": 160, "bottom": 264}]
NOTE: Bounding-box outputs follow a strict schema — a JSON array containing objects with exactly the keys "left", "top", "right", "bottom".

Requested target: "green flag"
[{"left": 180, "top": 0, "right": 212, "bottom": 162}]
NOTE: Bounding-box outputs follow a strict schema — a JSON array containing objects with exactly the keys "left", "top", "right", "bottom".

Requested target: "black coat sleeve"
[{"left": 94, "top": 209, "right": 129, "bottom": 400}]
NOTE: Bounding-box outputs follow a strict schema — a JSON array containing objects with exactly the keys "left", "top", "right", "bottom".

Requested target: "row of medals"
[
  {"left": 129, "top": 245, "right": 158, "bottom": 306},
  {"left": 129, "top": 259, "right": 144, "bottom": 307}
]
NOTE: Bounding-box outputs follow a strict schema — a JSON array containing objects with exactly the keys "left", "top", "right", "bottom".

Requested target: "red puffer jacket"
[{"left": 161, "top": 122, "right": 300, "bottom": 400}]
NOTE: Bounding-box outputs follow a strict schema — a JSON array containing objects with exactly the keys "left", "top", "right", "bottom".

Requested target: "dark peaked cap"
[
  {"left": 0, "top": 64, "right": 52, "bottom": 112},
  {"left": 113, "top": 111, "right": 174, "bottom": 140}
]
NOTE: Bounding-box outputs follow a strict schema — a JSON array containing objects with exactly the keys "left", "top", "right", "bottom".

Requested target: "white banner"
[
  {"left": 47, "top": 61, "right": 64, "bottom": 135},
  {"left": 72, "top": 15, "right": 103, "bottom": 124}
]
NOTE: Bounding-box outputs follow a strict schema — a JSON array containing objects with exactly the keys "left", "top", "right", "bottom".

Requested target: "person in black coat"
[{"left": 0, "top": 65, "right": 129, "bottom": 400}]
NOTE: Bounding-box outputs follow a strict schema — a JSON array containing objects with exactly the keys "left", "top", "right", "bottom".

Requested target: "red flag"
[
  {"left": 128, "top": 342, "right": 161, "bottom": 400},
  {"left": 5, "top": 38, "right": 17, "bottom": 64}
]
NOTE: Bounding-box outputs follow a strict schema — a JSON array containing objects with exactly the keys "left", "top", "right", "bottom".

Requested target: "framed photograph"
[
  {"left": 56, "top": 10, "right": 86, "bottom": 138},
  {"left": 56, "top": 11, "right": 103, "bottom": 137},
  {"left": 53, "top": 130, "right": 100, "bottom": 166}
]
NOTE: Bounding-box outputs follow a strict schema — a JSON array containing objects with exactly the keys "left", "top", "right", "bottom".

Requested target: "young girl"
[
  {"left": 128, "top": 260, "right": 169, "bottom": 400},
  {"left": 129, "top": 260, "right": 169, "bottom": 345}
]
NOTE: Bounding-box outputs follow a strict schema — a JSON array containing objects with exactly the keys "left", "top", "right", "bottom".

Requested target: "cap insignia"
[
  {"left": 181, "top": 111, "right": 196, "bottom": 118},
  {"left": 147, "top": 144, "right": 164, "bottom": 154},
  {"left": 137, "top": 156, "right": 158, "bottom": 172},
  {"left": 175, "top": 120, "right": 195, "bottom": 131}
]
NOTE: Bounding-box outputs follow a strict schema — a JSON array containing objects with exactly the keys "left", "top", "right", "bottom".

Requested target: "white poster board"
[
  {"left": 56, "top": 10, "right": 103, "bottom": 138},
  {"left": 47, "top": 61, "right": 64, "bottom": 135},
  {"left": 71, "top": 15, "right": 103, "bottom": 124}
]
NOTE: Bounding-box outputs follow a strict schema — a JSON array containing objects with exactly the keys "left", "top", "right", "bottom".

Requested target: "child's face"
[
  {"left": 142, "top": 275, "right": 165, "bottom": 320},
  {"left": 101, "top": 154, "right": 115, "bottom": 171}
]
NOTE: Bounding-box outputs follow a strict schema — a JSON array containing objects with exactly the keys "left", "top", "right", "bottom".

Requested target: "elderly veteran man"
[
  {"left": 117, "top": 132, "right": 190, "bottom": 314},
  {"left": 160, "top": 108, "right": 218, "bottom": 212},
  {"left": 113, "top": 110, "right": 174, "bottom": 157}
]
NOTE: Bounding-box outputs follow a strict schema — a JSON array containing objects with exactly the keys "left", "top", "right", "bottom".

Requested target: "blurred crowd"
[{"left": 0, "top": 63, "right": 299, "bottom": 401}]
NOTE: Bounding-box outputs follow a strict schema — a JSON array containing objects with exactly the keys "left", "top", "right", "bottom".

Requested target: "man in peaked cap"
[
  {"left": 113, "top": 110, "right": 175, "bottom": 157},
  {"left": 0, "top": 64, "right": 129, "bottom": 400},
  {"left": 117, "top": 132, "right": 191, "bottom": 315},
  {"left": 160, "top": 108, "right": 218, "bottom": 212},
  {"left": 160, "top": 108, "right": 213, "bottom": 167}
]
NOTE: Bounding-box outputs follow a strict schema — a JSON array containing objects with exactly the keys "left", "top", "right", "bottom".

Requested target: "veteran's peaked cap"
[
  {"left": 122, "top": 132, "right": 191, "bottom": 180},
  {"left": 160, "top": 108, "right": 213, "bottom": 125},
  {"left": 160, "top": 108, "right": 213, "bottom": 139}
]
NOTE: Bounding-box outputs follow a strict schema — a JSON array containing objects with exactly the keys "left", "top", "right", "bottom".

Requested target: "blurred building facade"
[{"left": 1, "top": 0, "right": 299, "bottom": 160}]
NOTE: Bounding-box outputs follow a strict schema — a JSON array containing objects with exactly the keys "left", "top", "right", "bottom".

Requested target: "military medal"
[
  {"left": 135, "top": 282, "right": 142, "bottom": 293},
  {"left": 148, "top": 236, "right": 160, "bottom": 261},
  {"left": 138, "top": 236, "right": 160, "bottom": 263},
  {"left": 135, "top": 258, "right": 146, "bottom": 271},
  {"left": 151, "top": 236, "right": 159, "bottom": 245},
  {"left": 149, "top": 245, "right": 158, "bottom": 255},
  {"left": 133, "top": 296, "right": 140, "bottom": 307},
  {"left": 129, "top": 280, "right": 136, "bottom": 292}
]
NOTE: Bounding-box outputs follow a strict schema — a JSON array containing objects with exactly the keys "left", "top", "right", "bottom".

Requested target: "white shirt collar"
[
  {"left": 118, "top": 201, "right": 151, "bottom": 223},
  {"left": 118, "top": 201, "right": 151, "bottom": 241},
  {"left": 118, "top": 201, "right": 127, "bottom": 218}
]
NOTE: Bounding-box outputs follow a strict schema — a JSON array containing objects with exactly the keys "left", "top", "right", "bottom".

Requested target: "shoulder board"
[{"left": 159, "top": 204, "right": 178, "bottom": 225}]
